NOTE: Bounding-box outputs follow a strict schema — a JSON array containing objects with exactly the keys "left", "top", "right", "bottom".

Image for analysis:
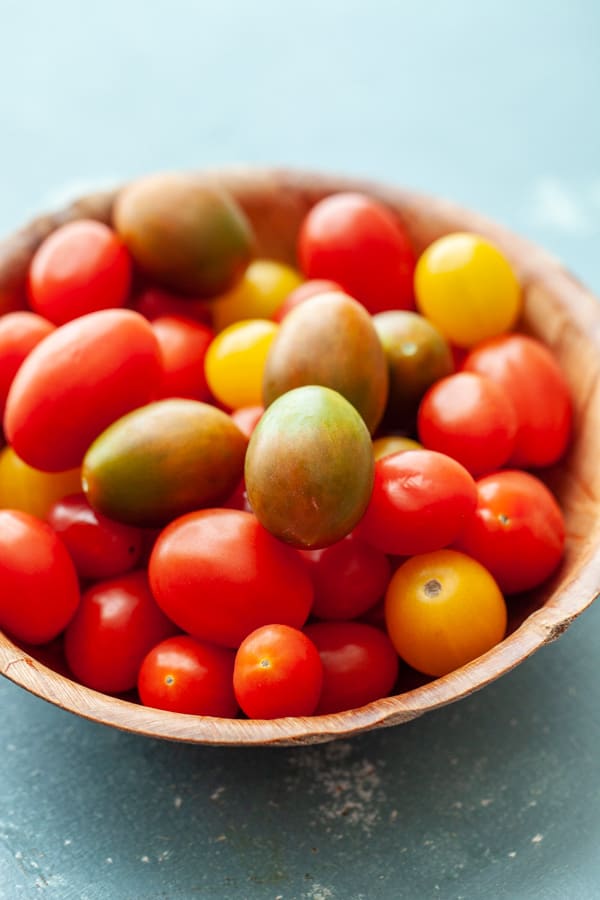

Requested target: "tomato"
[
  {"left": 454, "top": 470, "right": 565, "bottom": 594},
  {"left": 4, "top": 309, "right": 162, "bottom": 471},
  {"left": 372, "top": 435, "right": 422, "bottom": 460},
  {"left": 0, "top": 311, "right": 55, "bottom": 419},
  {"left": 131, "top": 287, "right": 213, "bottom": 326},
  {"left": 212, "top": 260, "right": 303, "bottom": 331},
  {"left": 298, "top": 193, "right": 416, "bottom": 314},
  {"left": 230, "top": 405, "right": 264, "bottom": 438},
  {"left": 358, "top": 449, "right": 477, "bottom": 556},
  {"left": 304, "top": 621, "right": 399, "bottom": 714},
  {"left": 463, "top": 334, "right": 572, "bottom": 468},
  {"left": 0, "top": 510, "right": 80, "bottom": 644},
  {"left": 27, "top": 220, "right": 132, "bottom": 325},
  {"left": 47, "top": 493, "right": 143, "bottom": 580},
  {"left": 300, "top": 533, "right": 391, "bottom": 620},
  {"left": 138, "top": 635, "right": 238, "bottom": 717},
  {"left": 151, "top": 315, "right": 214, "bottom": 401},
  {"left": 414, "top": 233, "right": 521, "bottom": 347},
  {"left": 272, "top": 278, "right": 342, "bottom": 322},
  {"left": 233, "top": 623, "right": 323, "bottom": 718},
  {"left": 149, "top": 509, "right": 313, "bottom": 648},
  {"left": 385, "top": 549, "right": 507, "bottom": 677},
  {"left": 0, "top": 447, "right": 81, "bottom": 519},
  {"left": 64, "top": 570, "right": 177, "bottom": 694},
  {"left": 204, "top": 319, "right": 278, "bottom": 409},
  {"left": 417, "top": 372, "right": 518, "bottom": 476}
]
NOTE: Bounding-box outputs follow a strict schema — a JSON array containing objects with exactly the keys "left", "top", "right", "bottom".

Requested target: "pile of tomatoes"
[{"left": 0, "top": 174, "right": 572, "bottom": 720}]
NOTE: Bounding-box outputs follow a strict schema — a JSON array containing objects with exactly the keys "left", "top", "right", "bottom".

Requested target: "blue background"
[{"left": 1, "top": 2, "right": 600, "bottom": 898}]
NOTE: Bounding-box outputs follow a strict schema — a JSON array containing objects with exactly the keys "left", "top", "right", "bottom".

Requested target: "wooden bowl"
[{"left": 1, "top": 167, "right": 600, "bottom": 746}]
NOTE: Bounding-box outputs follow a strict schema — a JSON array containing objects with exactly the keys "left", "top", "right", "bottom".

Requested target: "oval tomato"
[{"left": 151, "top": 315, "right": 214, "bottom": 401}]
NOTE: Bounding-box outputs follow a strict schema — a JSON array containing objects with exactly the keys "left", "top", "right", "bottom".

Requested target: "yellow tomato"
[
  {"left": 211, "top": 260, "right": 303, "bottom": 331},
  {"left": 385, "top": 549, "right": 507, "bottom": 677},
  {"left": 372, "top": 435, "right": 422, "bottom": 460},
  {"left": 205, "top": 319, "right": 278, "bottom": 409},
  {"left": 0, "top": 446, "right": 81, "bottom": 519},
  {"left": 414, "top": 233, "right": 521, "bottom": 348}
]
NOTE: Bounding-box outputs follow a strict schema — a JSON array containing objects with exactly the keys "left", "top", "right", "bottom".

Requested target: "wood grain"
[{"left": 1, "top": 167, "right": 600, "bottom": 745}]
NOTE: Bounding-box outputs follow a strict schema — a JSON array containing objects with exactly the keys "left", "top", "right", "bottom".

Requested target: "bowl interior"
[{"left": 1, "top": 167, "right": 600, "bottom": 745}]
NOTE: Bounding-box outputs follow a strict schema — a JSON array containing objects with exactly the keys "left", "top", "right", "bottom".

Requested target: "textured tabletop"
[{"left": 1, "top": 2, "right": 600, "bottom": 898}]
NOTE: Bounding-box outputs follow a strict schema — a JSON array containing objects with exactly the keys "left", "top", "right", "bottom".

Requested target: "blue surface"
[{"left": 2, "top": 2, "right": 600, "bottom": 898}]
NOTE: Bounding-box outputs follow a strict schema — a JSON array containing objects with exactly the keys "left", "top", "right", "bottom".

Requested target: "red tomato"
[
  {"left": 149, "top": 509, "right": 314, "bottom": 648},
  {"left": 4, "top": 309, "right": 162, "bottom": 471},
  {"left": 132, "top": 287, "right": 214, "bottom": 326},
  {"left": 463, "top": 334, "right": 572, "bottom": 468},
  {"left": 233, "top": 624, "right": 323, "bottom": 718},
  {"left": 358, "top": 449, "right": 477, "bottom": 556},
  {"left": 304, "top": 621, "right": 399, "bottom": 714},
  {"left": 28, "top": 220, "right": 132, "bottom": 325},
  {"left": 138, "top": 635, "right": 238, "bottom": 717},
  {"left": 230, "top": 405, "right": 264, "bottom": 438},
  {"left": 300, "top": 533, "right": 391, "bottom": 620},
  {"left": 454, "top": 470, "right": 566, "bottom": 594},
  {"left": 151, "top": 315, "right": 214, "bottom": 401},
  {"left": 64, "top": 570, "right": 177, "bottom": 694},
  {"left": 417, "top": 372, "right": 518, "bottom": 476},
  {"left": 272, "top": 279, "right": 342, "bottom": 322},
  {"left": 0, "top": 510, "right": 80, "bottom": 644},
  {"left": 0, "top": 312, "right": 55, "bottom": 419},
  {"left": 47, "top": 493, "right": 143, "bottom": 580},
  {"left": 297, "top": 193, "right": 416, "bottom": 314}
]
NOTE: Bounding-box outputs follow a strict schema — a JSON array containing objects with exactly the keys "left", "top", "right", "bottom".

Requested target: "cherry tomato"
[
  {"left": 233, "top": 624, "right": 323, "bottom": 718},
  {"left": 385, "top": 549, "right": 507, "bottom": 677},
  {"left": 131, "top": 287, "right": 213, "bottom": 326},
  {"left": 151, "top": 315, "right": 214, "bottom": 401},
  {"left": 300, "top": 533, "right": 391, "bottom": 620},
  {"left": 64, "top": 570, "right": 177, "bottom": 694},
  {"left": 0, "top": 311, "right": 55, "bottom": 419},
  {"left": 358, "top": 449, "right": 477, "bottom": 556},
  {"left": 304, "top": 621, "right": 399, "bottom": 714},
  {"left": 212, "top": 260, "right": 303, "bottom": 331},
  {"left": 149, "top": 509, "right": 314, "bottom": 648},
  {"left": 47, "top": 493, "right": 143, "bottom": 580},
  {"left": 463, "top": 334, "right": 572, "bottom": 468},
  {"left": 138, "top": 635, "right": 238, "bottom": 717},
  {"left": 298, "top": 193, "right": 416, "bottom": 314},
  {"left": 272, "top": 279, "right": 342, "bottom": 322},
  {"left": 414, "top": 233, "right": 521, "bottom": 347},
  {"left": 454, "top": 470, "right": 565, "bottom": 594},
  {"left": 0, "top": 510, "right": 80, "bottom": 644},
  {"left": 372, "top": 435, "right": 422, "bottom": 460},
  {"left": 204, "top": 319, "right": 278, "bottom": 409},
  {"left": 28, "top": 220, "right": 132, "bottom": 325},
  {"left": 417, "top": 372, "right": 518, "bottom": 476},
  {"left": 4, "top": 309, "right": 162, "bottom": 471},
  {"left": 0, "top": 447, "right": 81, "bottom": 519},
  {"left": 230, "top": 405, "right": 264, "bottom": 438}
]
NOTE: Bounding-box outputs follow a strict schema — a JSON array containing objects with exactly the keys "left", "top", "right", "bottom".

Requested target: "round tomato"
[
  {"left": 151, "top": 315, "right": 214, "bottom": 401},
  {"left": 230, "top": 405, "right": 264, "bottom": 438},
  {"left": 298, "top": 192, "right": 416, "bottom": 314},
  {"left": 4, "top": 309, "right": 162, "bottom": 471},
  {"left": 0, "top": 510, "right": 80, "bottom": 644},
  {"left": 417, "top": 371, "right": 518, "bottom": 476},
  {"left": 0, "top": 311, "right": 54, "bottom": 419},
  {"left": 233, "top": 624, "right": 323, "bottom": 718},
  {"left": 358, "top": 449, "right": 477, "bottom": 556},
  {"left": 138, "top": 635, "right": 238, "bottom": 717},
  {"left": 385, "top": 549, "right": 507, "bottom": 677},
  {"left": 463, "top": 334, "right": 572, "bottom": 468},
  {"left": 304, "top": 621, "right": 399, "bottom": 714},
  {"left": 454, "top": 470, "right": 565, "bottom": 594},
  {"left": 47, "top": 492, "right": 143, "bottom": 580},
  {"left": 272, "top": 279, "right": 342, "bottom": 322},
  {"left": 64, "top": 570, "right": 177, "bottom": 694},
  {"left": 149, "top": 509, "right": 314, "bottom": 648},
  {"left": 300, "top": 533, "right": 391, "bottom": 620},
  {"left": 212, "top": 259, "right": 303, "bottom": 331},
  {"left": 372, "top": 435, "right": 422, "bottom": 460},
  {"left": 0, "top": 447, "right": 81, "bottom": 520},
  {"left": 28, "top": 220, "right": 132, "bottom": 325},
  {"left": 204, "top": 319, "right": 278, "bottom": 409},
  {"left": 132, "top": 287, "right": 213, "bottom": 326}
]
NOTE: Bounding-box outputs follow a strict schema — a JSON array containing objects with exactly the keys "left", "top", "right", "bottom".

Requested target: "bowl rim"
[{"left": 2, "top": 165, "right": 600, "bottom": 746}]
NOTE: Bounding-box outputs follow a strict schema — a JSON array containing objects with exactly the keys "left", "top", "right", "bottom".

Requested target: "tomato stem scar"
[{"left": 424, "top": 578, "right": 442, "bottom": 598}]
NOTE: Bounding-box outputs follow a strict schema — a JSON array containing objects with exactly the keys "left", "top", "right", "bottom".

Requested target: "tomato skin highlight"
[
  {"left": 454, "top": 469, "right": 566, "bottom": 594},
  {"left": 0, "top": 510, "right": 80, "bottom": 644},
  {"left": 138, "top": 635, "right": 238, "bottom": 717},
  {"left": 149, "top": 509, "right": 314, "bottom": 648},
  {"left": 233, "top": 624, "right": 323, "bottom": 718},
  {"left": 304, "top": 621, "right": 399, "bottom": 714},
  {"left": 4, "top": 309, "right": 163, "bottom": 471}
]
